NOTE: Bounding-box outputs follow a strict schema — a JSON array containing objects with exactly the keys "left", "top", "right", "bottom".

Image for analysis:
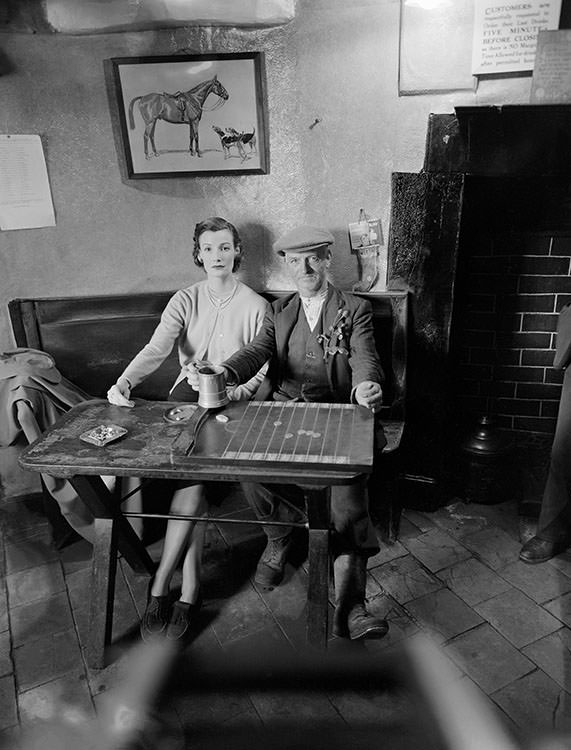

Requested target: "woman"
[{"left": 107, "top": 216, "right": 269, "bottom": 641}]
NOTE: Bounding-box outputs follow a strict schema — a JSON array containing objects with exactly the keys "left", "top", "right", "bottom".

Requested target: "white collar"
[{"left": 300, "top": 287, "right": 328, "bottom": 306}]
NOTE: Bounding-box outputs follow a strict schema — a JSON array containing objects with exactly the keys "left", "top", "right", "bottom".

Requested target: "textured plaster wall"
[{"left": 0, "top": 0, "right": 535, "bottom": 351}]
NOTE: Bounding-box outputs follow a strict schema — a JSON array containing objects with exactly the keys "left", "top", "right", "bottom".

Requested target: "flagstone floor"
[{"left": 2, "top": 446, "right": 571, "bottom": 750}]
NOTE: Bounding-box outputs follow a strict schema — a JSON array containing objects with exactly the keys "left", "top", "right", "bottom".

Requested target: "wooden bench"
[{"left": 9, "top": 289, "right": 408, "bottom": 539}]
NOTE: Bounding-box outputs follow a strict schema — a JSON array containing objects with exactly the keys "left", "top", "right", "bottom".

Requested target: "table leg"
[
  {"left": 68, "top": 475, "right": 155, "bottom": 575},
  {"left": 304, "top": 486, "right": 330, "bottom": 649},
  {"left": 89, "top": 517, "right": 117, "bottom": 669}
]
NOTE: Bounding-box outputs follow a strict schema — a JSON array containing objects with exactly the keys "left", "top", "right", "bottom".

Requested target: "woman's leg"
[
  {"left": 180, "top": 510, "right": 207, "bottom": 604},
  {"left": 162, "top": 486, "right": 208, "bottom": 641},
  {"left": 150, "top": 484, "right": 206, "bottom": 597}
]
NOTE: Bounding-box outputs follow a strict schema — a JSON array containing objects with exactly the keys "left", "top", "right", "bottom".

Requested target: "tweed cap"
[{"left": 274, "top": 225, "right": 334, "bottom": 256}]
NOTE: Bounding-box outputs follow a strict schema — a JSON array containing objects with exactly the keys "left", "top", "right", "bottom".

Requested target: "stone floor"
[{"left": 2, "top": 452, "right": 571, "bottom": 749}]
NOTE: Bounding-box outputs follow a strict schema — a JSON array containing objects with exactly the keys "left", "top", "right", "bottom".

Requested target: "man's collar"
[{"left": 299, "top": 283, "right": 329, "bottom": 304}]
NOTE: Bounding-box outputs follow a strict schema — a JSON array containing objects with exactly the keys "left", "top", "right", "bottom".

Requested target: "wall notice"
[
  {"left": 531, "top": 29, "right": 571, "bottom": 102},
  {"left": 472, "top": 0, "right": 562, "bottom": 75},
  {"left": 0, "top": 135, "right": 56, "bottom": 231}
]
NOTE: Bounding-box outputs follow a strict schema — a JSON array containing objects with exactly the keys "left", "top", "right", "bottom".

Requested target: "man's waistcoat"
[{"left": 276, "top": 312, "right": 333, "bottom": 402}]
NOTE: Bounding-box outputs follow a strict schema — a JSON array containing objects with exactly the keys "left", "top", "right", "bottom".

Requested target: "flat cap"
[{"left": 274, "top": 225, "right": 334, "bottom": 256}]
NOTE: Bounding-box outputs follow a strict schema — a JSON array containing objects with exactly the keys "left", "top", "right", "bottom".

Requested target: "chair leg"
[
  {"left": 304, "top": 487, "right": 330, "bottom": 649},
  {"left": 387, "top": 474, "right": 403, "bottom": 543},
  {"left": 89, "top": 516, "right": 118, "bottom": 670},
  {"left": 368, "top": 454, "right": 403, "bottom": 544}
]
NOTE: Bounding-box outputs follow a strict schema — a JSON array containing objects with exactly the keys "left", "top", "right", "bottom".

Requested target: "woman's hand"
[
  {"left": 355, "top": 381, "right": 383, "bottom": 413},
  {"left": 107, "top": 379, "right": 134, "bottom": 408}
]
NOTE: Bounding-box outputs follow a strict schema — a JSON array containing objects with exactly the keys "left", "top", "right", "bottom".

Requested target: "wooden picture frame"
[{"left": 111, "top": 52, "right": 268, "bottom": 178}]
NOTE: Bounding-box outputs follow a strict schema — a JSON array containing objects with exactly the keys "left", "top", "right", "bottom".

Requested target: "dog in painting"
[
  {"left": 212, "top": 125, "right": 256, "bottom": 161},
  {"left": 226, "top": 127, "right": 256, "bottom": 156}
]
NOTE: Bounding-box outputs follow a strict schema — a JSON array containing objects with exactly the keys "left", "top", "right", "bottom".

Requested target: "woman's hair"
[{"left": 193, "top": 216, "right": 242, "bottom": 272}]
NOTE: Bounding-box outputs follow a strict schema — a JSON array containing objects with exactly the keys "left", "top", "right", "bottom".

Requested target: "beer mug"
[{"left": 195, "top": 361, "right": 229, "bottom": 409}]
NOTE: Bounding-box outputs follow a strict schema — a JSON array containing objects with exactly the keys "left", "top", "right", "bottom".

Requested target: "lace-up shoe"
[
  {"left": 254, "top": 536, "right": 292, "bottom": 588},
  {"left": 140, "top": 581, "right": 170, "bottom": 642},
  {"left": 166, "top": 596, "right": 202, "bottom": 641}
]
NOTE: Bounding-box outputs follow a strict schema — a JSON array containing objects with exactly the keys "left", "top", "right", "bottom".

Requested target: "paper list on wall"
[
  {"left": 0, "top": 134, "right": 56, "bottom": 230},
  {"left": 531, "top": 29, "right": 571, "bottom": 102},
  {"left": 472, "top": 0, "right": 562, "bottom": 75}
]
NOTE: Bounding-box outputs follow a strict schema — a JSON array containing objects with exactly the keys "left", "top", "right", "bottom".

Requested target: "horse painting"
[{"left": 128, "top": 75, "right": 229, "bottom": 159}]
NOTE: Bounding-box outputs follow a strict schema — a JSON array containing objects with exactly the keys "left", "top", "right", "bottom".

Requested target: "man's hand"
[
  {"left": 355, "top": 381, "right": 383, "bottom": 413},
  {"left": 183, "top": 361, "right": 232, "bottom": 392},
  {"left": 183, "top": 362, "right": 201, "bottom": 392},
  {"left": 107, "top": 379, "right": 134, "bottom": 408}
]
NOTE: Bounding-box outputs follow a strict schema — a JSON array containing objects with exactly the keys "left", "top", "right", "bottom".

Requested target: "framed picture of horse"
[{"left": 110, "top": 52, "right": 269, "bottom": 178}]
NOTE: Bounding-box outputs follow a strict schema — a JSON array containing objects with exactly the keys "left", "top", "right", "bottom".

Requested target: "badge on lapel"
[{"left": 317, "top": 308, "right": 349, "bottom": 360}]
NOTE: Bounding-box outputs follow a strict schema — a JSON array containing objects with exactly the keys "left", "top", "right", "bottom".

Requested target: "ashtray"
[
  {"left": 163, "top": 405, "right": 197, "bottom": 424},
  {"left": 79, "top": 424, "right": 128, "bottom": 447}
]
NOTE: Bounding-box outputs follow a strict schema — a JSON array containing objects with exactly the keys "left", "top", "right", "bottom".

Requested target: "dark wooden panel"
[
  {"left": 8, "top": 290, "right": 408, "bottom": 411},
  {"left": 38, "top": 316, "right": 179, "bottom": 399},
  {"left": 426, "top": 106, "right": 571, "bottom": 177},
  {"left": 423, "top": 113, "right": 467, "bottom": 174},
  {"left": 455, "top": 105, "right": 571, "bottom": 176},
  {"left": 388, "top": 171, "right": 464, "bottom": 496},
  {"left": 8, "top": 299, "right": 42, "bottom": 350},
  {"left": 9, "top": 293, "right": 177, "bottom": 398},
  {"left": 357, "top": 292, "right": 408, "bottom": 420},
  {"left": 33, "top": 293, "right": 173, "bottom": 325}
]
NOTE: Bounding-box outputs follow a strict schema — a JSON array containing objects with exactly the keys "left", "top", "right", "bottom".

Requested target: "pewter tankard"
[{"left": 196, "top": 363, "right": 229, "bottom": 409}]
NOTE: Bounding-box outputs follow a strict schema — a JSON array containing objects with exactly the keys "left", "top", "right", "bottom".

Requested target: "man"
[
  {"left": 520, "top": 304, "right": 571, "bottom": 563},
  {"left": 216, "top": 225, "right": 387, "bottom": 640}
]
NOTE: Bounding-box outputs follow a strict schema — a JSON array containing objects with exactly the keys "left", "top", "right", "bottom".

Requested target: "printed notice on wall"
[
  {"left": 0, "top": 135, "right": 56, "bottom": 231},
  {"left": 531, "top": 29, "right": 571, "bottom": 102},
  {"left": 472, "top": 0, "right": 562, "bottom": 75}
]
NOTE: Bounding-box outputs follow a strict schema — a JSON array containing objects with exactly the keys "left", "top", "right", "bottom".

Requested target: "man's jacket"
[
  {"left": 554, "top": 303, "right": 571, "bottom": 370},
  {"left": 224, "top": 284, "right": 384, "bottom": 402}
]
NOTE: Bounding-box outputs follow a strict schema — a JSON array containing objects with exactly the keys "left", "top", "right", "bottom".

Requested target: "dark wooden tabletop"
[{"left": 19, "top": 399, "right": 374, "bottom": 485}]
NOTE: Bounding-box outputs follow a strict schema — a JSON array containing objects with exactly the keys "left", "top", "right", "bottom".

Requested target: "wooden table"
[{"left": 19, "top": 398, "right": 374, "bottom": 668}]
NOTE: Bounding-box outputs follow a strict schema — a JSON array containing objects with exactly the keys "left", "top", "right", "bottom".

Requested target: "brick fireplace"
[
  {"left": 387, "top": 105, "right": 571, "bottom": 511},
  {"left": 453, "top": 182, "right": 571, "bottom": 435}
]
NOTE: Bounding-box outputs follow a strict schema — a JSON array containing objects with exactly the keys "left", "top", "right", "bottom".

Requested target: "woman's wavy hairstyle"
[{"left": 193, "top": 216, "right": 242, "bottom": 272}]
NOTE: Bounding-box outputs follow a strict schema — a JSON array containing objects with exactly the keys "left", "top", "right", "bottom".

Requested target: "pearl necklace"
[{"left": 207, "top": 281, "right": 238, "bottom": 309}]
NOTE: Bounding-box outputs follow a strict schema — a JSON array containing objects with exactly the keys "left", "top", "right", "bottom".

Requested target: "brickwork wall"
[{"left": 455, "top": 231, "right": 571, "bottom": 434}]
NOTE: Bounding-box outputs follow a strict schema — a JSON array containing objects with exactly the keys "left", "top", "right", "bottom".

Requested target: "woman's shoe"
[
  {"left": 140, "top": 579, "right": 171, "bottom": 642},
  {"left": 165, "top": 594, "right": 202, "bottom": 641}
]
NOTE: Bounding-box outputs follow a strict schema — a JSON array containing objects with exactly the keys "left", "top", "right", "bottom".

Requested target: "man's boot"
[
  {"left": 254, "top": 531, "right": 292, "bottom": 588},
  {"left": 242, "top": 482, "right": 299, "bottom": 589},
  {"left": 333, "top": 553, "right": 388, "bottom": 640}
]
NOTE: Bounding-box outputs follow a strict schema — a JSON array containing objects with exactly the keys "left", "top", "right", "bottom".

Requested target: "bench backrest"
[{"left": 8, "top": 290, "right": 408, "bottom": 419}]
